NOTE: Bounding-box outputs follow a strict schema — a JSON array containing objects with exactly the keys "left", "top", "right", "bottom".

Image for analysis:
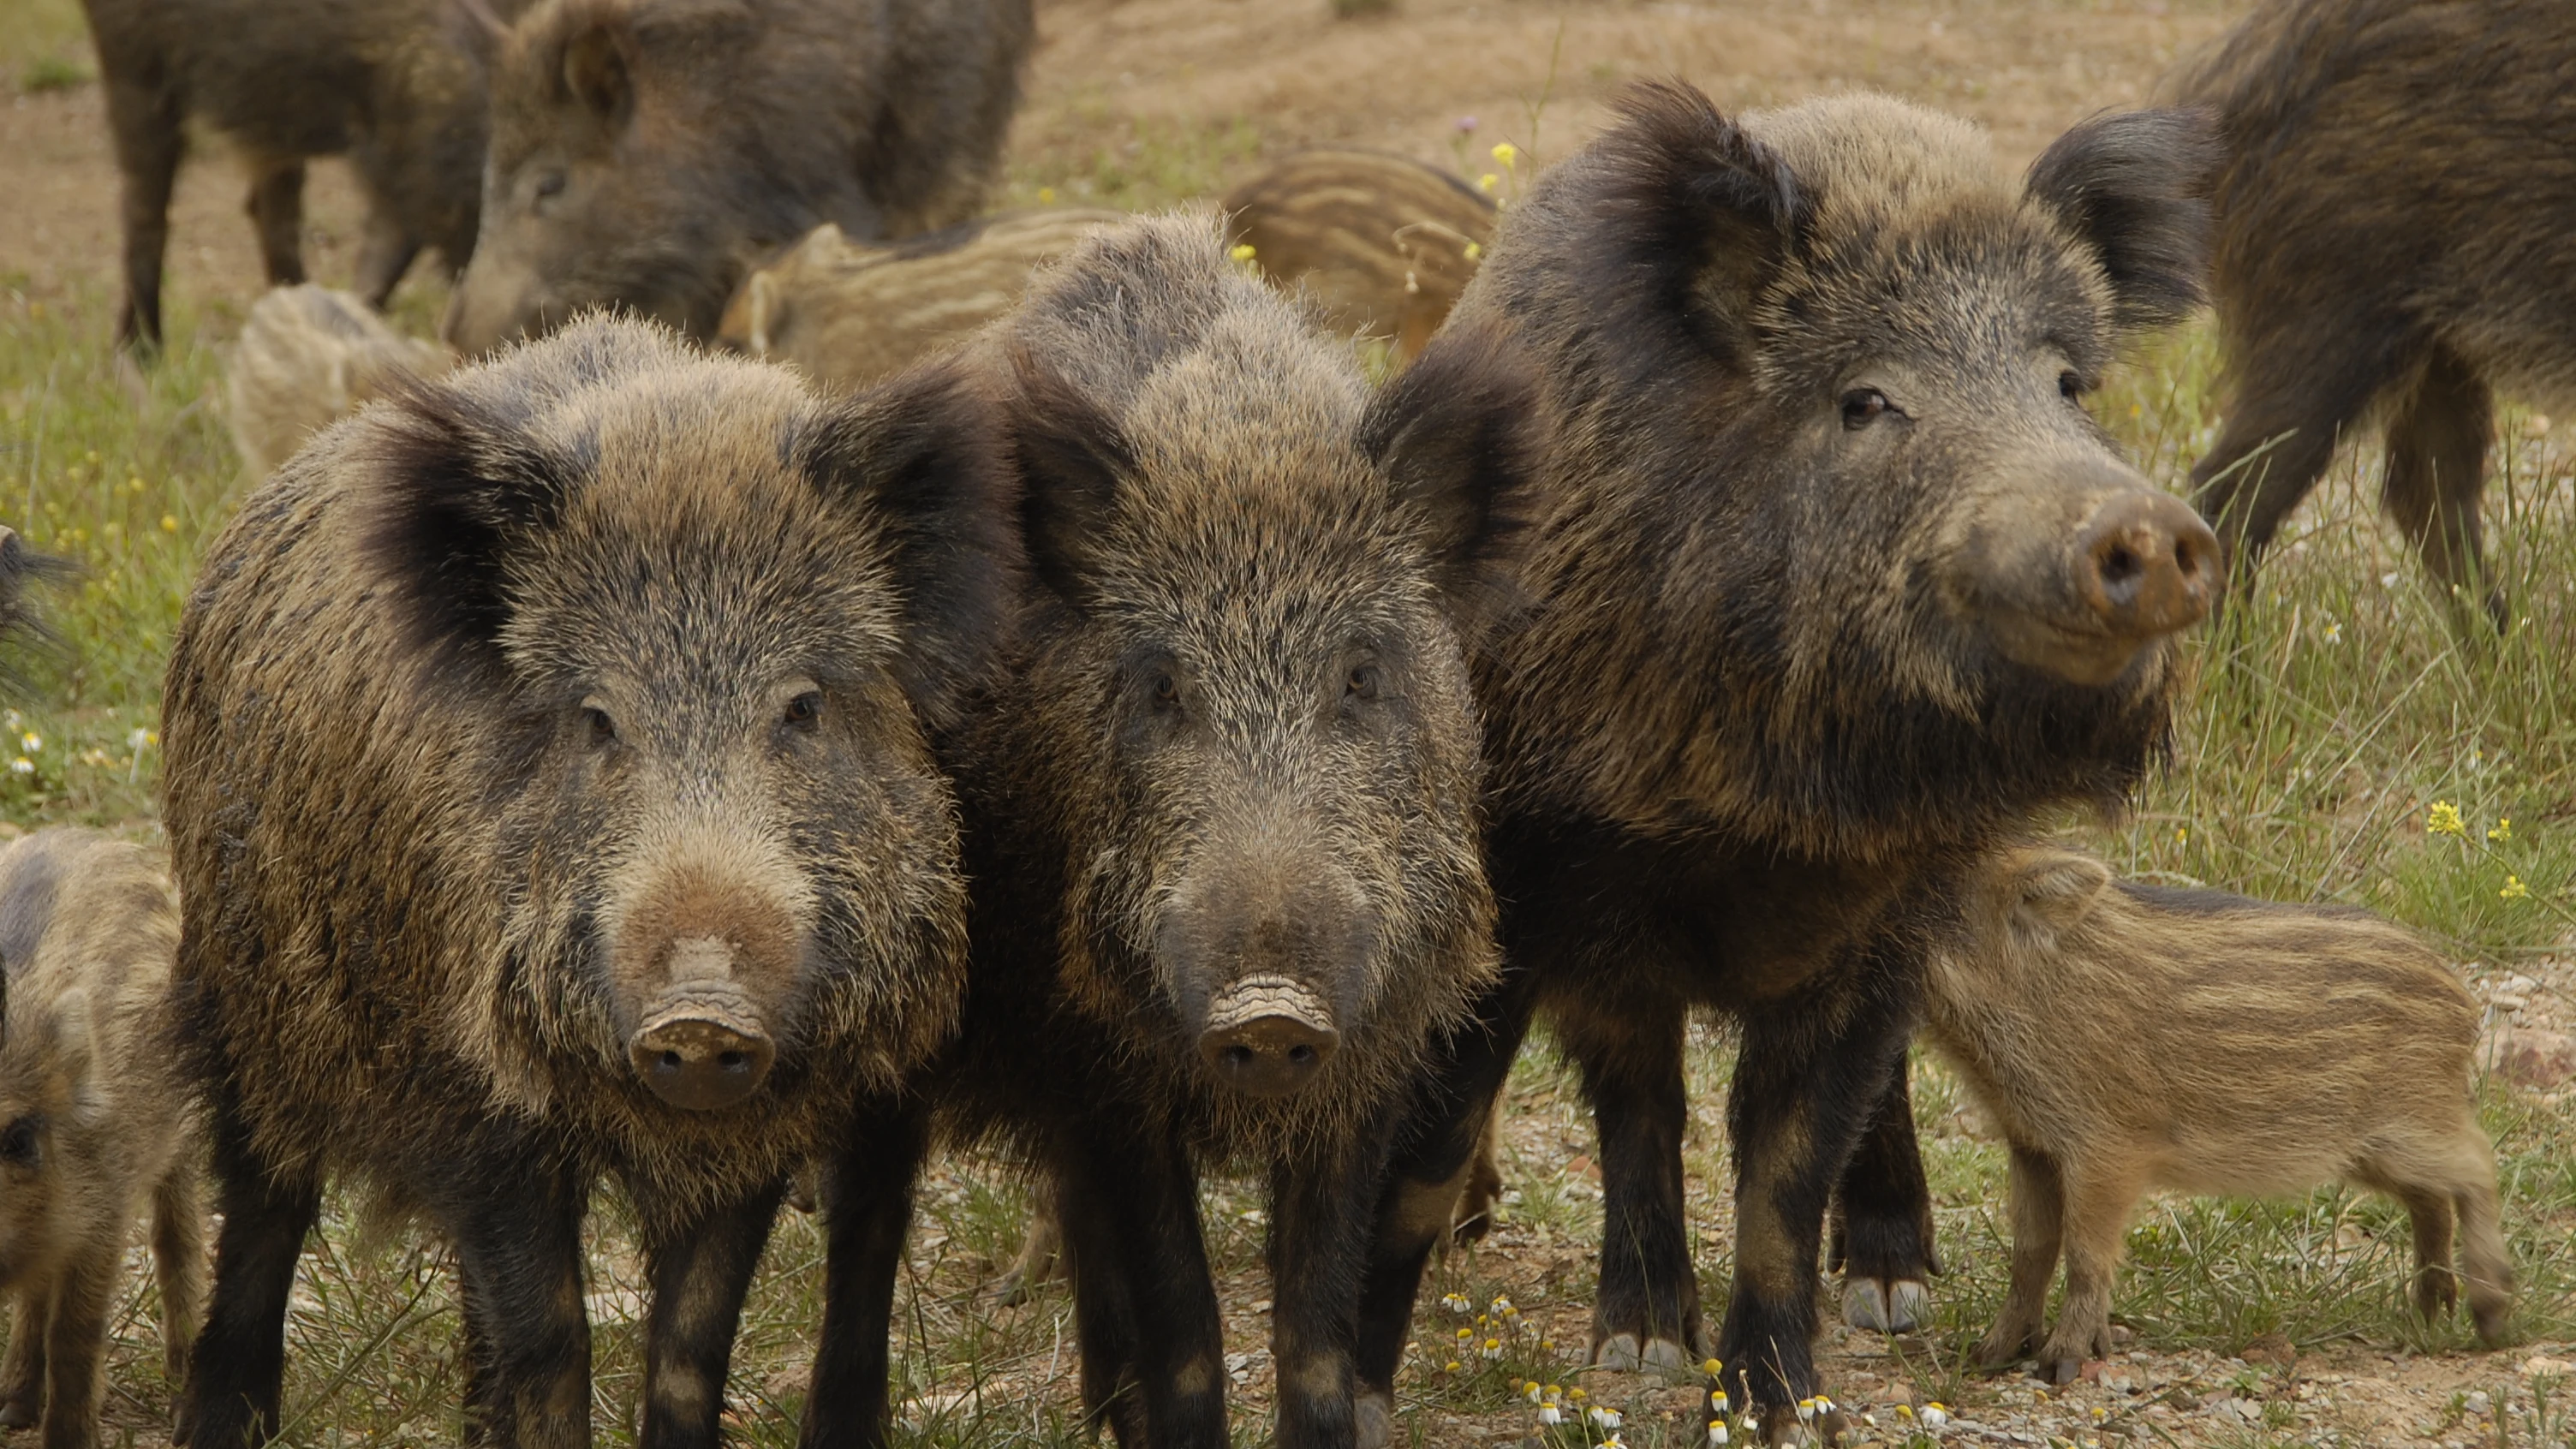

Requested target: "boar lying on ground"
[
  {"left": 162, "top": 315, "right": 1019, "bottom": 1447},
  {"left": 718, "top": 210, "right": 1124, "bottom": 393},
  {"left": 0, "top": 829, "right": 204, "bottom": 1448},
  {"left": 2176, "top": 0, "right": 2576, "bottom": 625},
  {"left": 1348, "top": 84, "right": 2221, "bottom": 1437},
  {"left": 227, "top": 285, "right": 454, "bottom": 476},
  {"left": 79, "top": 0, "right": 529, "bottom": 351},
  {"left": 808, "top": 212, "right": 1534, "bottom": 1449},
  {"left": 1929, "top": 845, "right": 2512, "bottom": 1380},
  {"left": 1223, "top": 151, "right": 1495, "bottom": 366},
  {"left": 445, "top": 0, "right": 1033, "bottom": 354}
]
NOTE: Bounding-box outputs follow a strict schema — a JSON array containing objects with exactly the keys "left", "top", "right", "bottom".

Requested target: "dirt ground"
[{"left": 9, "top": 0, "right": 2573, "bottom": 1444}]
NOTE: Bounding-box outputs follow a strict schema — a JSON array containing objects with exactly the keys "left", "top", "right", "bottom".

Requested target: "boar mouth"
[{"left": 1196, "top": 974, "right": 1340, "bottom": 1099}]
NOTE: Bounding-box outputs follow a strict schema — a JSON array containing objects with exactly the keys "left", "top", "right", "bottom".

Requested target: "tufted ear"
[
  {"left": 1359, "top": 319, "right": 1547, "bottom": 639},
  {"left": 801, "top": 359, "right": 1023, "bottom": 731},
  {"left": 362, "top": 378, "right": 578, "bottom": 679},
  {"left": 2005, "top": 850, "right": 2115, "bottom": 938},
  {"left": 1000, "top": 343, "right": 1136, "bottom": 610},
  {"left": 1594, "top": 80, "right": 1807, "bottom": 369},
  {"left": 2026, "top": 108, "right": 2222, "bottom": 333}
]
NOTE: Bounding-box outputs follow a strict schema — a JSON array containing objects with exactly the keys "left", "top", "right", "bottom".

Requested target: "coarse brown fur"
[
  {"left": 895, "top": 211, "right": 1530, "bottom": 1449},
  {"left": 1352, "top": 82, "right": 2222, "bottom": 1434},
  {"left": 0, "top": 830, "right": 204, "bottom": 1449},
  {"left": 444, "top": 0, "right": 1033, "bottom": 353},
  {"left": 226, "top": 284, "right": 455, "bottom": 477},
  {"left": 1927, "top": 845, "right": 2512, "bottom": 1379},
  {"left": 78, "top": 0, "right": 532, "bottom": 350},
  {"left": 717, "top": 210, "right": 1126, "bottom": 394},
  {"left": 0, "top": 531, "right": 73, "bottom": 707},
  {"left": 2172, "top": 0, "right": 2576, "bottom": 623},
  {"left": 1221, "top": 151, "right": 1497, "bottom": 367},
  {"left": 161, "top": 315, "right": 1019, "bottom": 1446}
]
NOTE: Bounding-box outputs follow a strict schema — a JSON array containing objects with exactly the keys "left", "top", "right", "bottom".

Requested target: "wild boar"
[
  {"left": 1929, "top": 845, "right": 2512, "bottom": 1379},
  {"left": 717, "top": 210, "right": 1125, "bottom": 393},
  {"left": 444, "top": 0, "right": 1034, "bottom": 354},
  {"left": 2176, "top": 0, "right": 2576, "bottom": 626},
  {"left": 1222, "top": 150, "right": 1495, "bottom": 366},
  {"left": 0, "top": 530, "right": 71, "bottom": 704},
  {"left": 0, "top": 829, "right": 204, "bottom": 1449},
  {"left": 160, "top": 314, "right": 1019, "bottom": 1447},
  {"left": 802, "top": 212, "right": 1536, "bottom": 1449},
  {"left": 1346, "top": 84, "right": 2221, "bottom": 1437},
  {"left": 78, "top": 0, "right": 530, "bottom": 350},
  {"left": 226, "top": 284, "right": 454, "bottom": 477}
]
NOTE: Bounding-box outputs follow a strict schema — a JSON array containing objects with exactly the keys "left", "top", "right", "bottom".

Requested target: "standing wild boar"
[
  {"left": 0, "top": 829, "right": 204, "bottom": 1449},
  {"left": 79, "top": 0, "right": 531, "bottom": 350},
  {"left": 718, "top": 210, "right": 1125, "bottom": 393},
  {"left": 161, "top": 315, "right": 1019, "bottom": 1447},
  {"left": 1347, "top": 84, "right": 2221, "bottom": 1436},
  {"left": 2177, "top": 0, "right": 2576, "bottom": 624},
  {"left": 444, "top": 0, "right": 1033, "bottom": 354},
  {"left": 803, "top": 212, "right": 1535, "bottom": 1449},
  {"left": 1928, "top": 845, "right": 2511, "bottom": 1380},
  {"left": 227, "top": 284, "right": 455, "bottom": 476},
  {"left": 1223, "top": 151, "right": 1496, "bottom": 366}
]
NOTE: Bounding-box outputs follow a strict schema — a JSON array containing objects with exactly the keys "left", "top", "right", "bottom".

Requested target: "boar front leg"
[
  {"left": 1268, "top": 1130, "right": 1396, "bottom": 1449},
  {"left": 1, "top": 1290, "right": 45, "bottom": 1428},
  {"left": 639, "top": 1180, "right": 786, "bottom": 1448},
  {"left": 443, "top": 1156, "right": 592, "bottom": 1449},
  {"left": 182, "top": 1109, "right": 322, "bottom": 1449},
  {"left": 1055, "top": 1126, "right": 1227, "bottom": 1448},
  {"left": 1830, "top": 1054, "right": 1941, "bottom": 1334},
  {"left": 37, "top": 1235, "right": 119, "bottom": 1449},
  {"left": 1975, "top": 1145, "right": 2065, "bottom": 1368},
  {"left": 2030, "top": 1159, "right": 2145, "bottom": 1384},
  {"left": 1559, "top": 992, "right": 1702, "bottom": 1375},
  {"left": 801, "top": 1101, "right": 930, "bottom": 1449}
]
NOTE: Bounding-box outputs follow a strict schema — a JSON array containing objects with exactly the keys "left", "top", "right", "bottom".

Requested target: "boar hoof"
[
  {"left": 1588, "top": 1333, "right": 1690, "bottom": 1377},
  {"left": 628, "top": 1004, "right": 774, "bottom": 1112},
  {"left": 783, "top": 1161, "right": 822, "bottom": 1214},
  {"left": 1844, "top": 1277, "right": 1929, "bottom": 1333},
  {"left": 2047, "top": 1357, "right": 2083, "bottom": 1386},
  {"left": 1354, "top": 1387, "right": 1393, "bottom": 1449},
  {"left": 1591, "top": 1333, "right": 1644, "bottom": 1371},
  {"left": 0, "top": 1398, "right": 33, "bottom": 1429}
]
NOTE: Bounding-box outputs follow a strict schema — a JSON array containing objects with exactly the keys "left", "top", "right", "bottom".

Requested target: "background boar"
[
  {"left": 1348, "top": 84, "right": 2221, "bottom": 1434},
  {"left": 808, "top": 212, "right": 1533, "bottom": 1449},
  {"left": 1929, "top": 845, "right": 2512, "bottom": 1380},
  {"left": 444, "top": 0, "right": 1034, "bottom": 354},
  {"left": 1222, "top": 150, "right": 1495, "bottom": 367},
  {"left": 226, "top": 284, "right": 454, "bottom": 477},
  {"left": 2175, "top": 0, "right": 2576, "bottom": 625},
  {"left": 160, "top": 315, "right": 1018, "bottom": 1447},
  {"left": 0, "top": 828, "right": 203, "bottom": 1448},
  {"left": 718, "top": 210, "right": 1124, "bottom": 393},
  {"left": 79, "top": 0, "right": 529, "bottom": 350},
  {"left": 0, "top": 530, "right": 72, "bottom": 707}
]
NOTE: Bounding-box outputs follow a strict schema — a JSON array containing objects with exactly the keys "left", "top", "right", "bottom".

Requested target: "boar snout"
[
  {"left": 1958, "top": 474, "right": 2215, "bottom": 688},
  {"left": 1197, "top": 975, "right": 1339, "bottom": 1097},
  {"left": 627, "top": 950, "right": 775, "bottom": 1112},
  {"left": 2073, "top": 492, "right": 2215, "bottom": 647}
]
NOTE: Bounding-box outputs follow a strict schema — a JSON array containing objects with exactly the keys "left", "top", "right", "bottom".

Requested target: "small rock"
[
  {"left": 2466, "top": 1390, "right": 2492, "bottom": 1415},
  {"left": 2523, "top": 1355, "right": 2573, "bottom": 1376},
  {"left": 2487, "top": 1027, "right": 2576, "bottom": 1088},
  {"left": 2240, "top": 1332, "right": 2297, "bottom": 1367}
]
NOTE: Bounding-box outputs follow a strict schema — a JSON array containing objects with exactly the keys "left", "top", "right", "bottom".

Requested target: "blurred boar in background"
[
  {"left": 0, "top": 830, "right": 203, "bottom": 1448},
  {"left": 80, "top": 0, "right": 531, "bottom": 351},
  {"left": 161, "top": 316, "right": 1019, "bottom": 1447},
  {"left": 0, "top": 531, "right": 72, "bottom": 706},
  {"left": 719, "top": 210, "right": 1124, "bottom": 392},
  {"left": 445, "top": 0, "right": 1034, "bottom": 354},
  {"left": 1929, "top": 844, "right": 2511, "bottom": 1379},
  {"left": 2176, "top": 0, "right": 2576, "bottom": 626},
  {"left": 1223, "top": 151, "right": 1495, "bottom": 367},
  {"left": 227, "top": 285, "right": 454, "bottom": 477}
]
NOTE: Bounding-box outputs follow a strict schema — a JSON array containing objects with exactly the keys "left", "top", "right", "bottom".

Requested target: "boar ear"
[
  {"left": 1004, "top": 345, "right": 1134, "bottom": 608},
  {"left": 2026, "top": 109, "right": 2221, "bottom": 332},
  {"left": 2008, "top": 850, "right": 2115, "bottom": 934},
  {"left": 46, "top": 990, "right": 93, "bottom": 1095},
  {"left": 1359, "top": 320, "right": 1545, "bottom": 637},
  {"left": 802, "top": 361, "right": 1023, "bottom": 731},
  {"left": 557, "top": 7, "right": 636, "bottom": 128},
  {"left": 1597, "top": 80, "right": 1804, "bottom": 367},
  {"left": 363, "top": 379, "right": 577, "bottom": 676}
]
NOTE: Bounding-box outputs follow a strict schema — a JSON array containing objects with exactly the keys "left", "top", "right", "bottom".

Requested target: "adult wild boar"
[
  {"left": 161, "top": 315, "right": 1018, "bottom": 1447},
  {"left": 2175, "top": 0, "right": 2576, "bottom": 625},
  {"left": 803, "top": 212, "right": 1535, "bottom": 1449},
  {"left": 80, "top": 0, "right": 529, "bottom": 350},
  {"left": 1348, "top": 85, "right": 2221, "bottom": 1437},
  {"left": 444, "top": 0, "right": 1033, "bottom": 354}
]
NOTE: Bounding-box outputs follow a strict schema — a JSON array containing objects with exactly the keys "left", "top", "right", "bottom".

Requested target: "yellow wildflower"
[
  {"left": 2428, "top": 801, "right": 2466, "bottom": 837},
  {"left": 2490, "top": 817, "right": 2513, "bottom": 843},
  {"left": 2502, "top": 875, "right": 2530, "bottom": 900},
  {"left": 1491, "top": 141, "right": 1518, "bottom": 166},
  {"left": 1478, "top": 173, "right": 1500, "bottom": 193},
  {"left": 1229, "top": 242, "right": 1256, "bottom": 263}
]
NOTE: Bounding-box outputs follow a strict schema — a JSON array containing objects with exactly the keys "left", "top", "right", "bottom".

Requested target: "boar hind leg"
[
  {"left": 1831, "top": 1058, "right": 1940, "bottom": 1334},
  {"left": 2363, "top": 1133, "right": 2513, "bottom": 1345},
  {"left": 1567, "top": 999, "right": 1701, "bottom": 1375},
  {"left": 801, "top": 1101, "right": 928, "bottom": 1449},
  {"left": 2191, "top": 331, "right": 2396, "bottom": 578},
  {"left": 152, "top": 1160, "right": 208, "bottom": 1398},
  {"left": 1974, "top": 1145, "right": 2066, "bottom": 1369},
  {"left": 444, "top": 1161, "right": 591, "bottom": 1449},
  {"left": 244, "top": 158, "right": 307, "bottom": 289},
  {"left": 2033, "top": 1160, "right": 2145, "bottom": 1383},
  {"left": 1, "top": 1288, "right": 46, "bottom": 1428},
  {"left": 1056, "top": 1130, "right": 1227, "bottom": 1448},
  {"left": 2382, "top": 346, "right": 2501, "bottom": 629},
  {"left": 1267, "top": 1130, "right": 1398, "bottom": 1449},
  {"left": 99, "top": 68, "right": 183, "bottom": 352},
  {"left": 37, "top": 1237, "right": 118, "bottom": 1449},
  {"left": 987, "top": 1178, "right": 1064, "bottom": 1307},
  {"left": 2454, "top": 1175, "right": 2514, "bottom": 1345},
  {"left": 641, "top": 1180, "right": 785, "bottom": 1449},
  {"left": 182, "top": 1116, "right": 321, "bottom": 1449}
]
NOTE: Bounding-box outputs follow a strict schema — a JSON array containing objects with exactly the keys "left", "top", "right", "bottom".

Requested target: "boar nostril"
[
  {"left": 2075, "top": 492, "right": 2218, "bottom": 640},
  {"left": 628, "top": 1003, "right": 774, "bottom": 1112}
]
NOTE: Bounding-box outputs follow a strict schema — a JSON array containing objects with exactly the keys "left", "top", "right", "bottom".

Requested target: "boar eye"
[
  {"left": 1345, "top": 664, "right": 1380, "bottom": 701},
  {"left": 2059, "top": 370, "right": 2086, "bottom": 402},
  {"left": 534, "top": 170, "right": 568, "bottom": 200},
  {"left": 783, "top": 691, "right": 822, "bottom": 730},
  {"left": 0, "top": 1118, "right": 37, "bottom": 1166},
  {"left": 1840, "top": 388, "right": 1895, "bottom": 429},
  {"left": 1151, "top": 673, "right": 1180, "bottom": 707},
  {"left": 582, "top": 705, "right": 617, "bottom": 748}
]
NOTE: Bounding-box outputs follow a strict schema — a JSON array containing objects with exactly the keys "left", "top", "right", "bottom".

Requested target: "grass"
[{"left": 9, "top": 134, "right": 2576, "bottom": 1447}]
